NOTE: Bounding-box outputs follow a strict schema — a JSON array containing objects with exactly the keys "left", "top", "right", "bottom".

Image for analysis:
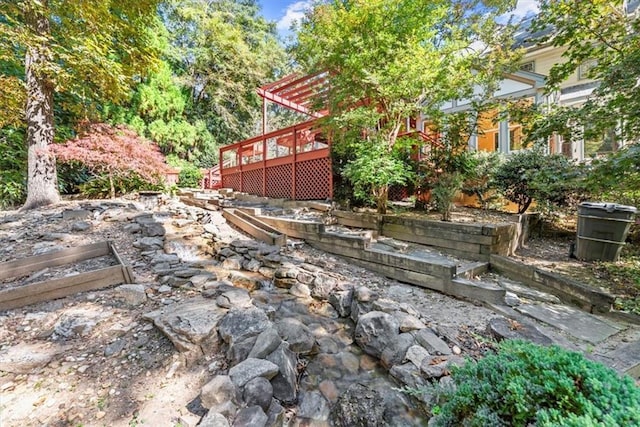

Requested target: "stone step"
[{"left": 515, "top": 302, "right": 625, "bottom": 344}]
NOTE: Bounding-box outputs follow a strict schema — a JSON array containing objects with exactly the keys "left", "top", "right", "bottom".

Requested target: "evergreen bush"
[{"left": 432, "top": 340, "right": 640, "bottom": 426}]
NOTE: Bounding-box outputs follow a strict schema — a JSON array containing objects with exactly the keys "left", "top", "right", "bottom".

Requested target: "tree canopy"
[
  {"left": 295, "top": 0, "right": 522, "bottom": 212},
  {"left": 528, "top": 0, "right": 640, "bottom": 145}
]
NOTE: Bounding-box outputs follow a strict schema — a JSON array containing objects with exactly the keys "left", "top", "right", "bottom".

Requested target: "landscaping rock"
[
  {"left": 116, "top": 284, "right": 147, "bottom": 306},
  {"left": 199, "top": 412, "right": 229, "bottom": 427},
  {"left": 143, "top": 298, "right": 226, "bottom": 355},
  {"left": 248, "top": 327, "right": 282, "bottom": 359},
  {"left": 200, "top": 375, "right": 238, "bottom": 410},
  {"left": 328, "top": 288, "right": 353, "bottom": 318},
  {"left": 228, "top": 358, "right": 279, "bottom": 388},
  {"left": 298, "top": 391, "right": 330, "bottom": 421},
  {"left": 355, "top": 311, "right": 400, "bottom": 358},
  {"left": 232, "top": 406, "right": 267, "bottom": 427},
  {"left": 414, "top": 328, "right": 452, "bottom": 356},
  {"left": 330, "top": 383, "right": 385, "bottom": 427},
  {"left": 275, "top": 318, "right": 315, "bottom": 355},
  {"left": 487, "top": 317, "right": 553, "bottom": 346},
  {"left": 242, "top": 377, "right": 273, "bottom": 412},
  {"left": 266, "top": 342, "right": 298, "bottom": 404},
  {"left": 0, "top": 342, "right": 65, "bottom": 374},
  {"left": 380, "top": 333, "right": 416, "bottom": 369},
  {"left": 218, "top": 307, "right": 271, "bottom": 345}
]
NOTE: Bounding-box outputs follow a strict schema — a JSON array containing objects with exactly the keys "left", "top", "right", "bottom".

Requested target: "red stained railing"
[{"left": 219, "top": 119, "right": 333, "bottom": 200}]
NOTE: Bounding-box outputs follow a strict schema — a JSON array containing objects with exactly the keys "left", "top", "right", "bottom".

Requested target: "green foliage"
[
  {"left": 0, "top": 0, "right": 162, "bottom": 124},
  {"left": 0, "top": 127, "right": 26, "bottom": 208},
  {"left": 342, "top": 139, "right": 413, "bottom": 213},
  {"left": 161, "top": 0, "right": 287, "bottom": 146},
  {"left": 177, "top": 165, "right": 203, "bottom": 189},
  {"left": 462, "top": 151, "right": 505, "bottom": 209},
  {"left": 79, "top": 173, "right": 164, "bottom": 199},
  {"left": 533, "top": 0, "right": 640, "bottom": 142},
  {"left": 584, "top": 143, "right": 640, "bottom": 208},
  {"left": 432, "top": 340, "right": 640, "bottom": 426},
  {"left": 432, "top": 172, "right": 464, "bottom": 222},
  {"left": 295, "top": 0, "right": 521, "bottom": 214},
  {"left": 493, "top": 149, "right": 584, "bottom": 214}
]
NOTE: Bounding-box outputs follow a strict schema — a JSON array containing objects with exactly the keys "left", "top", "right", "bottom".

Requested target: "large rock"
[
  {"left": 133, "top": 236, "right": 164, "bottom": 251},
  {"left": 232, "top": 406, "right": 267, "bottom": 427},
  {"left": 266, "top": 342, "right": 298, "bottom": 404},
  {"left": 248, "top": 327, "right": 282, "bottom": 359},
  {"left": 413, "top": 328, "right": 452, "bottom": 356},
  {"left": 0, "top": 342, "right": 66, "bottom": 374},
  {"left": 198, "top": 412, "right": 229, "bottom": 427},
  {"left": 328, "top": 288, "right": 353, "bottom": 318},
  {"left": 298, "top": 391, "right": 330, "bottom": 421},
  {"left": 310, "top": 273, "right": 338, "bottom": 299},
  {"left": 354, "top": 311, "right": 400, "bottom": 358},
  {"left": 330, "top": 383, "right": 386, "bottom": 427},
  {"left": 215, "top": 287, "right": 252, "bottom": 309},
  {"left": 218, "top": 307, "right": 271, "bottom": 345},
  {"left": 380, "top": 333, "right": 416, "bottom": 369},
  {"left": 243, "top": 377, "right": 273, "bottom": 412},
  {"left": 487, "top": 317, "right": 553, "bottom": 346},
  {"left": 116, "top": 284, "right": 147, "bottom": 306},
  {"left": 143, "top": 298, "right": 226, "bottom": 355},
  {"left": 266, "top": 400, "right": 285, "bottom": 427},
  {"left": 389, "top": 363, "right": 428, "bottom": 393},
  {"left": 201, "top": 375, "right": 238, "bottom": 410},
  {"left": 229, "top": 358, "right": 279, "bottom": 388},
  {"left": 275, "top": 318, "right": 315, "bottom": 355}
]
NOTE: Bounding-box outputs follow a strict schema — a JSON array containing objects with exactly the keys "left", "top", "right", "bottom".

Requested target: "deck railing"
[{"left": 219, "top": 119, "right": 333, "bottom": 200}]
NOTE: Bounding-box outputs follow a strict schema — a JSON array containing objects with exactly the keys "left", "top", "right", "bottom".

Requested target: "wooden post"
[
  {"left": 262, "top": 137, "right": 267, "bottom": 197},
  {"left": 292, "top": 127, "right": 297, "bottom": 200},
  {"left": 328, "top": 133, "right": 333, "bottom": 199}
]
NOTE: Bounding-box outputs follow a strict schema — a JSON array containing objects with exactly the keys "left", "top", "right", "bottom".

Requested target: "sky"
[{"left": 259, "top": 0, "right": 541, "bottom": 37}]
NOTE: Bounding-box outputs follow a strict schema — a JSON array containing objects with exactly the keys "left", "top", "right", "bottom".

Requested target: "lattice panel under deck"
[
  {"left": 242, "top": 169, "right": 264, "bottom": 196},
  {"left": 295, "top": 158, "right": 332, "bottom": 200},
  {"left": 266, "top": 164, "right": 293, "bottom": 199},
  {"left": 222, "top": 173, "right": 241, "bottom": 191},
  {"left": 389, "top": 185, "right": 408, "bottom": 201}
]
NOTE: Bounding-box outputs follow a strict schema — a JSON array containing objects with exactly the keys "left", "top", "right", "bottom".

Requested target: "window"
[
  {"left": 579, "top": 59, "right": 597, "bottom": 80},
  {"left": 519, "top": 61, "right": 535, "bottom": 73}
]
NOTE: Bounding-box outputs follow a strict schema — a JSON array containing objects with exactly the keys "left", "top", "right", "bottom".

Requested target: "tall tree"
[
  {"left": 295, "top": 0, "right": 521, "bottom": 213},
  {"left": 160, "top": 0, "right": 288, "bottom": 146},
  {"left": 531, "top": 0, "right": 640, "bottom": 144},
  {"left": 0, "top": 0, "right": 161, "bottom": 209}
]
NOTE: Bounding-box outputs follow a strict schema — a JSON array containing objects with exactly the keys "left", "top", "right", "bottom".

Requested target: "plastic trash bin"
[{"left": 576, "top": 202, "right": 637, "bottom": 261}]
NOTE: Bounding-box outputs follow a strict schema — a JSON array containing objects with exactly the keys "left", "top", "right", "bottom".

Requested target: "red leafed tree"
[{"left": 53, "top": 123, "right": 171, "bottom": 198}]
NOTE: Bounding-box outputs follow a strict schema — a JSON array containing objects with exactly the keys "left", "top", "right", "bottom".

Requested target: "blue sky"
[{"left": 259, "top": 0, "right": 540, "bottom": 37}]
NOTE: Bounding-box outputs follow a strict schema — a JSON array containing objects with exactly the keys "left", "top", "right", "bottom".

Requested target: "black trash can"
[{"left": 576, "top": 202, "right": 637, "bottom": 261}]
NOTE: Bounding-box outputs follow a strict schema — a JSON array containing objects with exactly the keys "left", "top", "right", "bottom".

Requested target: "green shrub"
[
  {"left": 493, "top": 149, "right": 584, "bottom": 214},
  {"left": 432, "top": 340, "right": 640, "bottom": 426},
  {"left": 461, "top": 151, "right": 504, "bottom": 209},
  {"left": 585, "top": 143, "right": 640, "bottom": 208},
  {"left": 79, "top": 173, "right": 164, "bottom": 198},
  {"left": 177, "top": 164, "right": 203, "bottom": 188},
  {"left": 0, "top": 127, "right": 27, "bottom": 209}
]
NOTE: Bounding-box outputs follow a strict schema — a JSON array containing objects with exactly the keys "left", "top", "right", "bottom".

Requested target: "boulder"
[
  {"left": 266, "top": 342, "right": 298, "bottom": 404},
  {"left": 413, "top": 328, "right": 451, "bottom": 356},
  {"left": 242, "top": 377, "right": 273, "bottom": 412},
  {"left": 275, "top": 318, "right": 315, "bottom": 355},
  {"left": 218, "top": 307, "right": 271, "bottom": 345},
  {"left": 380, "top": 333, "right": 416, "bottom": 369},
  {"left": 0, "top": 342, "right": 66, "bottom": 374},
  {"left": 215, "top": 288, "right": 252, "bottom": 309},
  {"left": 133, "top": 237, "right": 164, "bottom": 251},
  {"left": 248, "top": 327, "right": 282, "bottom": 359},
  {"left": 228, "top": 358, "right": 279, "bottom": 388},
  {"left": 354, "top": 311, "right": 400, "bottom": 358},
  {"left": 298, "top": 391, "right": 330, "bottom": 421},
  {"left": 232, "top": 406, "right": 267, "bottom": 427},
  {"left": 328, "top": 288, "right": 353, "bottom": 318},
  {"left": 198, "top": 412, "right": 229, "bottom": 427},
  {"left": 201, "top": 375, "right": 238, "bottom": 410},
  {"left": 330, "top": 383, "right": 385, "bottom": 427},
  {"left": 143, "top": 298, "right": 226, "bottom": 355},
  {"left": 116, "top": 284, "right": 147, "bottom": 306},
  {"left": 310, "top": 274, "right": 338, "bottom": 299}
]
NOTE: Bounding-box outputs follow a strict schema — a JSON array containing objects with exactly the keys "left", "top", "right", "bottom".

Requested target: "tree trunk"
[
  {"left": 376, "top": 185, "right": 388, "bottom": 214},
  {"left": 21, "top": 0, "right": 60, "bottom": 210}
]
